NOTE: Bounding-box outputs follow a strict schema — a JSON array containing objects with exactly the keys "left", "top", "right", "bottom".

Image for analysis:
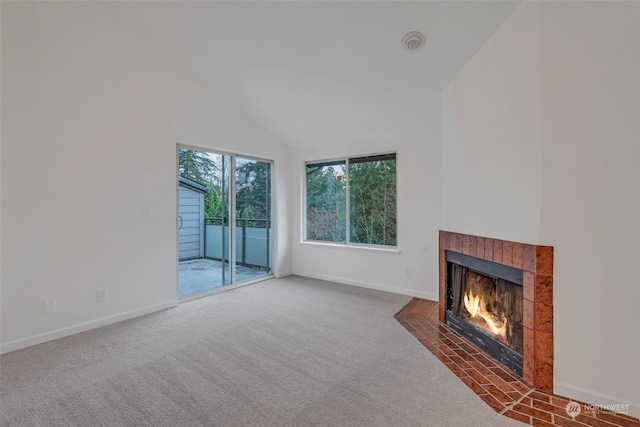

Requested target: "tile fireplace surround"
[
  {"left": 438, "top": 231, "right": 554, "bottom": 391},
  {"left": 393, "top": 231, "right": 640, "bottom": 426}
]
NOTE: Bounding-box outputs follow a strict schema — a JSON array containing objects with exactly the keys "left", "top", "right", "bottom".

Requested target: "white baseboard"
[
  {"left": 291, "top": 271, "right": 438, "bottom": 301},
  {"left": 555, "top": 381, "right": 640, "bottom": 419},
  {"left": 0, "top": 300, "right": 178, "bottom": 354},
  {"left": 275, "top": 270, "right": 293, "bottom": 278}
]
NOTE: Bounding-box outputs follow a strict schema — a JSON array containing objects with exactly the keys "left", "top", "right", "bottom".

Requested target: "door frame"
[{"left": 176, "top": 143, "right": 275, "bottom": 301}]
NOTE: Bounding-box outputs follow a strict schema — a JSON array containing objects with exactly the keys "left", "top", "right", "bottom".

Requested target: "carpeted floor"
[{"left": 0, "top": 276, "right": 524, "bottom": 426}]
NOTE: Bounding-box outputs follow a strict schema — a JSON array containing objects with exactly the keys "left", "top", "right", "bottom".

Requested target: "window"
[{"left": 305, "top": 153, "right": 396, "bottom": 247}]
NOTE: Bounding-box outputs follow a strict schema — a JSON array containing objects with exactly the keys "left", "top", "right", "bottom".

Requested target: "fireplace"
[
  {"left": 439, "top": 231, "right": 554, "bottom": 392},
  {"left": 445, "top": 251, "right": 524, "bottom": 376}
]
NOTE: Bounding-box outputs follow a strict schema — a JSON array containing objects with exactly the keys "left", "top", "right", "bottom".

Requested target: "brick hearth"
[{"left": 395, "top": 299, "right": 640, "bottom": 427}]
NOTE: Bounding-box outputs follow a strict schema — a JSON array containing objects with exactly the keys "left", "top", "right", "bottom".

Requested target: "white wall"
[
  {"left": 290, "top": 116, "right": 441, "bottom": 300},
  {"left": 442, "top": 1, "right": 640, "bottom": 417},
  {"left": 538, "top": 1, "right": 640, "bottom": 415},
  {"left": 0, "top": 2, "right": 290, "bottom": 353},
  {"left": 441, "top": 2, "right": 542, "bottom": 243}
]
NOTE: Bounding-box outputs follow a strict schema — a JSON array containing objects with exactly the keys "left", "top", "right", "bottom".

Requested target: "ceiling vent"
[{"left": 402, "top": 31, "right": 426, "bottom": 50}]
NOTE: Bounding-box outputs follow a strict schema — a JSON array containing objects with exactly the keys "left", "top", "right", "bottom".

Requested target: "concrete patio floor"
[{"left": 178, "top": 258, "right": 268, "bottom": 298}]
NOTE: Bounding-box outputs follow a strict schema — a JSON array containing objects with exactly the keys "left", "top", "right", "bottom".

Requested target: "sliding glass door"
[
  {"left": 235, "top": 157, "right": 272, "bottom": 281},
  {"left": 177, "top": 147, "right": 272, "bottom": 299}
]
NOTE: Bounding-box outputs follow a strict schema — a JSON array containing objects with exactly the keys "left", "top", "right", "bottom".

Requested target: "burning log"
[{"left": 463, "top": 289, "right": 509, "bottom": 345}]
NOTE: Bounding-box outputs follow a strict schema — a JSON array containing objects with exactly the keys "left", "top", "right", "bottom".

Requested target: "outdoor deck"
[{"left": 178, "top": 258, "right": 268, "bottom": 298}]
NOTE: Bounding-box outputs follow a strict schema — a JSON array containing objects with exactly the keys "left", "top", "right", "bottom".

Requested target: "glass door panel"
[
  {"left": 178, "top": 148, "right": 231, "bottom": 298},
  {"left": 234, "top": 157, "right": 272, "bottom": 282}
]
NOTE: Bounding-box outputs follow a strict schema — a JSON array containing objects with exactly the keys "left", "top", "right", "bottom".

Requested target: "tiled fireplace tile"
[
  {"left": 524, "top": 244, "right": 536, "bottom": 272},
  {"left": 523, "top": 299, "right": 535, "bottom": 330},
  {"left": 535, "top": 275, "right": 554, "bottom": 307},
  {"left": 534, "top": 331, "right": 554, "bottom": 391},
  {"left": 512, "top": 242, "right": 525, "bottom": 269},
  {"left": 484, "top": 238, "right": 494, "bottom": 260},
  {"left": 469, "top": 235, "right": 478, "bottom": 257},
  {"left": 523, "top": 326, "right": 536, "bottom": 386},
  {"left": 536, "top": 246, "right": 554, "bottom": 275},
  {"left": 439, "top": 230, "right": 446, "bottom": 250},
  {"left": 477, "top": 237, "right": 486, "bottom": 259},
  {"left": 524, "top": 271, "right": 535, "bottom": 301},
  {"left": 445, "top": 232, "right": 454, "bottom": 251},
  {"left": 503, "top": 240, "right": 513, "bottom": 266},
  {"left": 456, "top": 234, "right": 464, "bottom": 252},
  {"left": 535, "top": 303, "right": 554, "bottom": 334},
  {"left": 493, "top": 239, "right": 503, "bottom": 264},
  {"left": 463, "top": 234, "right": 470, "bottom": 254}
]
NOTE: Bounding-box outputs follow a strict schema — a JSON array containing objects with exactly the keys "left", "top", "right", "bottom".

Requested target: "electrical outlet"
[
  {"left": 43, "top": 299, "right": 56, "bottom": 314},
  {"left": 405, "top": 268, "right": 411, "bottom": 278},
  {"left": 97, "top": 290, "right": 107, "bottom": 303}
]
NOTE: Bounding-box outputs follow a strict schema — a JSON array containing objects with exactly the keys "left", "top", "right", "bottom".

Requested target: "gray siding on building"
[{"left": 178, "top": 184, "right": 205, "bottom": 260}]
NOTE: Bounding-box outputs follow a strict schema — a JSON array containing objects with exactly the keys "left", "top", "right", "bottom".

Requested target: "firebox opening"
[{"left": 445, "top": 251, "right": 524, "bottom": 376}]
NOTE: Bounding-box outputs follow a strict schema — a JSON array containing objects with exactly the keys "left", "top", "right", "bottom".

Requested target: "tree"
[
  {"left": 349, "top": 159, "right": 396, "bottom": 246},
  {"left": 240, "top": 206, "right": 256, "bottom": 227},
  {"left": 235, "top": 160, "right": 271, "bottom": 227},
  {"left": 204, "top": 184, "right": 223, "bottom": 219},
  {"left": 179, "top": 151, "right": 271, "bottom": 226},
  {"left": 179, "top": 149, "right": 218, "bottom": 186},
  {"left": 180, "top": 149, "right": 228, "bottom": 221},
  {"left": 306, "top": 164, "right": 347, "bottom": 242}
]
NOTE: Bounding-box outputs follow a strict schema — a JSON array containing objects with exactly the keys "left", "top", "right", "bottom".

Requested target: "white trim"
[
  {"left": 554, "top": 381, "right": 640, "bottom": 419},
  {"left": 175, "top": 145, "right": 276, "bottom": 290},
  {"left": 177, "top": 141, "right": 277, "bottom": 164},
  {"left": 300, "top": 240, "right": 400, "bottom": 255},
  {"left": 345, "top": 158, "right": 351, "bottom": 243},
  {"left": 292, "top": 271, "right": 437, "bottom": 301},
  {"left": 230, "top": 153, "right": 237, "bottom": 284},
  {"left": 276, "top": 271, "right": 293, "bottom": 278},
  {"left": 0, "top": 300, "right": 177, "bottom": 354}
]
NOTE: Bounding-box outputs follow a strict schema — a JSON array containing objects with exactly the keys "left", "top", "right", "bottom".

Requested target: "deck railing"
[{"left": 204, "top": 218, "right": 271, "bottom": 270}]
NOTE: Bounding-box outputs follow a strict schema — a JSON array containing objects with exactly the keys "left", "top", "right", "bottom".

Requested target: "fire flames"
[{"left": 463, "top": 290, "right": 509, "bottom": 345}]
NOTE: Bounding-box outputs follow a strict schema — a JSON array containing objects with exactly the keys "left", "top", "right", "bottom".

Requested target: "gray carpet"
[{"left": 0, "top": 276, "right": 524, "bottom": 426}]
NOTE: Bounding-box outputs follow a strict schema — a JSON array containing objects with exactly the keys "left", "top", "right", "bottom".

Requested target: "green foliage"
[
  {"left": 240, "top": 206, "right": 256, "bottom": 227},
  {"left": 179, "top": 150, "right": 272, "bottom": 228},
  {"left": 349, "top": 159, "right": 396, "bottom": 246},
  {"left": 204, "top": 184, "right": 223, "bottom": 219},
  {"left": 235, "top": 160, "right": 271, "bottom": 227},
  {"left": 306, "top": 164, "right": 347, "bottom": 242},
  {"left": 179, "top": 148, "right": 217, "bottom": 186},
  {"left": 306, "top": 157, "right": 396, "bottom": 246}
]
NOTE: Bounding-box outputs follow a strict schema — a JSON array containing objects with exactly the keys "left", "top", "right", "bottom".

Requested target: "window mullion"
[{"left": 345, "top": 158, "right": 350, "bottom": 244}]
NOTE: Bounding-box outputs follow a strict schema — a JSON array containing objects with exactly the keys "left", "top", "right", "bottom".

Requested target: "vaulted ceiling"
[{"left": 110, "top": 1, "right": 520, "bottom": 148}]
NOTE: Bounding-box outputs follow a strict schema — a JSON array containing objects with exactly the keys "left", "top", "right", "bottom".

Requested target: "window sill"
[{"left": 300, "top": 240, "right": 401, "bottom": 255}]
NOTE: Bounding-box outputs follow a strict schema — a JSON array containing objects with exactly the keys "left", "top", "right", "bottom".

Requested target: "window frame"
[{"left": 303, "top": 151, "right": 398, "bottom": 249}]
